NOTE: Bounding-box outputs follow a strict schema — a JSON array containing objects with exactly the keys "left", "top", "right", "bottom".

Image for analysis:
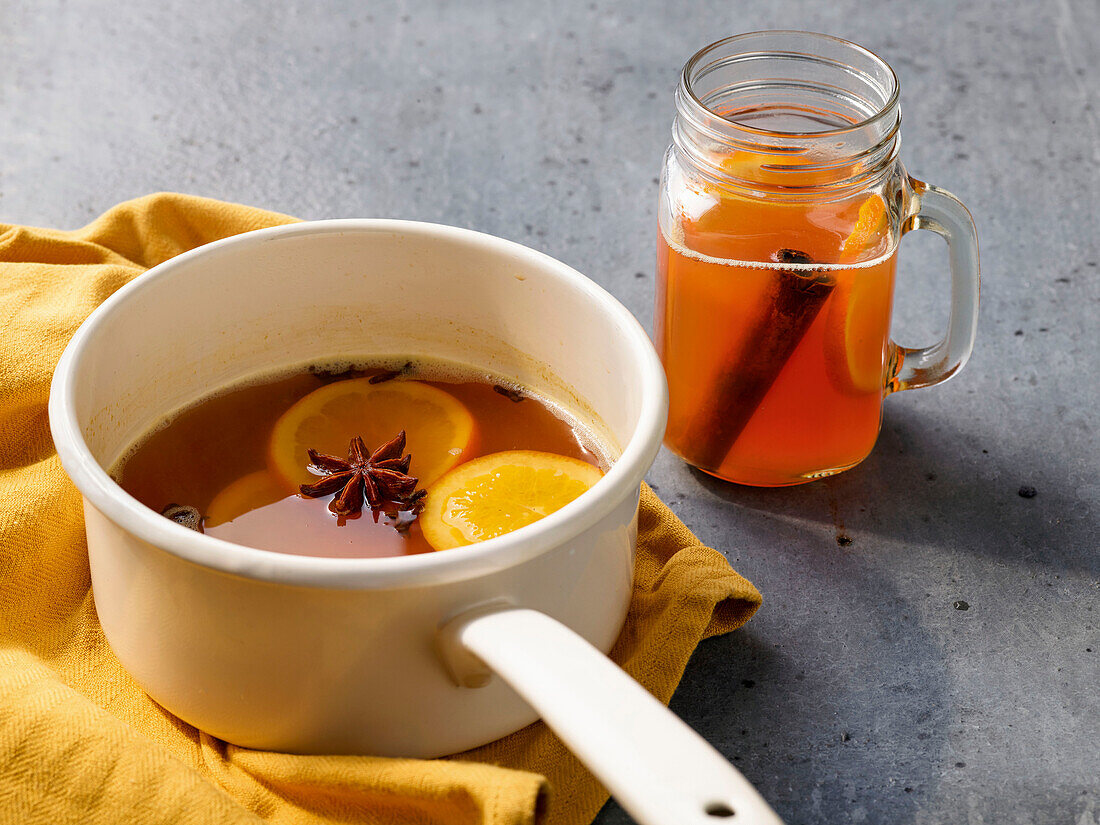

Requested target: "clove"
[{"left": 160, "top": 504, "right": 204, "bottom": 533}]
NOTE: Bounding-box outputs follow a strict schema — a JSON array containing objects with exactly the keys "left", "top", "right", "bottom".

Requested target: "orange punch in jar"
[{"left": 655, "top": 32, "right": 979, "bottom": 486}]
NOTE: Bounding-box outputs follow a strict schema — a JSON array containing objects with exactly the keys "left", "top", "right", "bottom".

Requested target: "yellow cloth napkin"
[{"left": 0, "top": 194, "right": 762, "bottom": 825}]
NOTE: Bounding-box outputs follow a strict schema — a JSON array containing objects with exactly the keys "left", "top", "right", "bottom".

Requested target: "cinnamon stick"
[{"left": 683, "top": 249, "right": 835, "bottom": 470}]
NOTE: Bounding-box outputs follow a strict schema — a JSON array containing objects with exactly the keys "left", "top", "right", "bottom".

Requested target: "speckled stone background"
[{"left": 2, "top": 1, "right": 1097, "bottom": 823}]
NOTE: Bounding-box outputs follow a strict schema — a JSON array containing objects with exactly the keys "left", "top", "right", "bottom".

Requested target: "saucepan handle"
[{"left": 438, "top": 605, "right": 785, "bottom": 825}]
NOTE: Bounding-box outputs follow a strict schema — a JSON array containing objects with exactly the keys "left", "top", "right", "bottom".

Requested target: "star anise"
[{"left": 299, "top": 431, "right": 424, "bottom": 519}]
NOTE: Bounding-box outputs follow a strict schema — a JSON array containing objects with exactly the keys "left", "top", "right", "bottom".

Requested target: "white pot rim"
[{"left": 48, "top": 219, "right": 668, "bottom": 590}]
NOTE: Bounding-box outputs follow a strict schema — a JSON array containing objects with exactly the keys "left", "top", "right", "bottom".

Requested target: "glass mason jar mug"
[{"left": 656, "top": 31, "right": 979, "bottom": 486}]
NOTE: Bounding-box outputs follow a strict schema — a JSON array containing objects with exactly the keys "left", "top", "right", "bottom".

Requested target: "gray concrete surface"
[{"left": 2, "top": 1, "right": 1097, "bottom": 823}]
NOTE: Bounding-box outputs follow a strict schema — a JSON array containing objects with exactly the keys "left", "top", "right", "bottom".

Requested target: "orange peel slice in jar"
[{"left": 823, "top": 194, "right": 894, "bottom": 395}]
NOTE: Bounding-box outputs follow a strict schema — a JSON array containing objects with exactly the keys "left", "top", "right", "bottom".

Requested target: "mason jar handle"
[{"left": 889, "top": 178, "right": 980, "bottom": 393}]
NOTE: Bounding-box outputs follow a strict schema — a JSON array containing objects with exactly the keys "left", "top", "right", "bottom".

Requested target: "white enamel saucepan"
[{"left": 49, "top": 221, "right": 784, "bottom": 825}]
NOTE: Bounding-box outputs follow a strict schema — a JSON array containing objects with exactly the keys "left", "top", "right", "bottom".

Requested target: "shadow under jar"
[{"left": 656, "top": 31, "right": 979, "bottom": 486}]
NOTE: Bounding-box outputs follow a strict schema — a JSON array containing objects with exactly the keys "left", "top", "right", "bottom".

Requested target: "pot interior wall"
[{"left": 70, "top": 225, "right": 642, "bottom": 468}]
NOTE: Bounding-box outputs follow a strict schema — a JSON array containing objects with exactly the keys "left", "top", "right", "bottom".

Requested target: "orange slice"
[
  {"left": 840, "top": 195, "right": 889, "bottom": 263},
  {"left": 205, "top": 470, "right": 287, "bottom": 527},
  {"left": 268, "top": 379, "right": 475, "bottom": 491},
  {"left": 823, "top": 195, "right": 893, "bottom": 395},
  {"left": 824, "top": 274, "right": 892, "bottom": 395},
  {"left": 419, "top": 451, "right": 604, "bottom": 551},
  {"left": 718, "top": 148, "right": 811, "bottom": 184}
]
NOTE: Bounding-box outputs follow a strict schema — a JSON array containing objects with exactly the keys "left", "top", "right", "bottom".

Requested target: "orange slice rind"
[
  {"left": 840, "top": 195, "right": 889, "bottom": 263},
  {"left": 419, "top": 450, "right": 604, "bottom": 551}
]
